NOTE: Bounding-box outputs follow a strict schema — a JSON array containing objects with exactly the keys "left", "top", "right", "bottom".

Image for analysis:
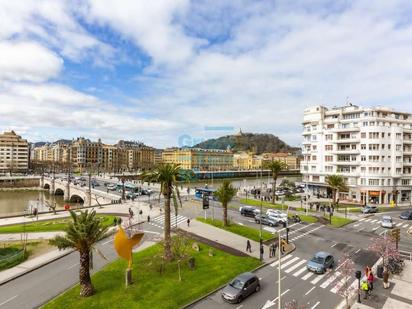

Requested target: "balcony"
[
  {"left": 333, "top": 138, "right": 360, "bottom": 143},
  {"left": 331, "top": 149, "right": 360, "bottom": 155},
  {"left": 332, "top": 161, "right": 359, "bottom": 166},
  {"left": 302, "top": 140, "right": 312, "bottom": 145},
  {"left": 332, "top": 126, "right": 360, "bottom": 133}
]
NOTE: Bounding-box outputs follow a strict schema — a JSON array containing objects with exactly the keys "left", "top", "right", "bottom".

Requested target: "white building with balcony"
[{"left": 301, "top": 104, "right": 412, "bottom": 205}]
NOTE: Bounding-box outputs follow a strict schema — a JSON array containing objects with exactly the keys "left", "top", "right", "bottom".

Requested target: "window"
[
  {"left": 361, "top": 156, "right": 366, "bottom": 161},
  {"left": 325, "top": 166, "right": 333, "bottom": 172},
  {"left": 312, "top": 145, "right": 317, "bottom": 151},
  {"left": 327, "top": 124, "right": 334, "bottom": 129},
  {"left": 325, "top": 155, "right": 333, "bottom": 162},
  {"left": 396, "top": 144, "right": 402, "bottom": 151},
  {"left": 368, "top": 179, "right": 380, "bottom": 186},
  {"left": 325, "top": 134, "right": 333, "bottom": 141},
  {"left": 325, "top": 145, "right": 333, "bottom": 151},
  {"left": 311, "top": 135, "right": 317, "bottom": 141},
  {"left": 381, "top": 132, "right": 385, "bottom": 138},
  {"left": 312, "top": 155, "right": 317, "bottom": 161},
  {"left": 361, "top": 144, "right": 366, "bottom": 150},
  {"left": 361, "top": 132, "right": 366, "bottom": 138},
  {"left": 368, "top": 144, "right": 379, "bottom": 151}
]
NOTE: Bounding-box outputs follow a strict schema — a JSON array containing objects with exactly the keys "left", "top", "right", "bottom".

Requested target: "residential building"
[
  {"left": 301, "top": 104, "right": 412, "bottom": 204},
  {"left": 261, "top": 152, "right": 300, "bottom": 170},
  {"left": 154, "top": 149, "right": 163, "bottom": 165},
  {"left": 0, "top": 131, "right": 29, "bottom": 173},
  {"left": 233, "top": 152, "right": 262, "bottom": 170},
  {"left": 162, "top": 148, "right": 233, "bottom": 171}
]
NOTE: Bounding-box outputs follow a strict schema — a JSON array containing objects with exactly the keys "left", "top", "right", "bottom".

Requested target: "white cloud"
[{"left": 0, "top": 41, "right": 62, "bottom": 82}]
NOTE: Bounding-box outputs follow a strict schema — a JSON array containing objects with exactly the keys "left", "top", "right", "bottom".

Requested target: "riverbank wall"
[{"left": 0, "top": 177, "right": 40, "bottom": 189}]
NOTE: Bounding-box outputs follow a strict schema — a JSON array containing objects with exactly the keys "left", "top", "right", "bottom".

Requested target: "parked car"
[
  {"left": 307, "top": 251, "right": 334, "bottom": 274},
  {"left": 362, "top": 205, "right": 378, "bottom": 214},
  {"left": 103, "top": 182, "right": 110, "bottom": 187},
  {"left": 107, "top": 184, "right": 116, "bottom": 191},
  {"left": 239, "top": 206, "right": 260, "bottom": 217},
  {"left": 141, "top": 189, "right": 153, "bottom": 195},
  {"left": 255, "top": 214, "right": 278, "bottom": 227},
  {"left": 268, "top": 213, "right": 287, "bottom": 224},
  {"left": 266, "top": 209, "right": 287, "bottom": 218},
  {"left": 381, "top": 216, "right": 394, "bottom": 228},
  {"left": 400, "top": 210, "right": 412, "bottom": 220},
  {"left": 221, "top": 272, "right": 260, "bottom": 303}
]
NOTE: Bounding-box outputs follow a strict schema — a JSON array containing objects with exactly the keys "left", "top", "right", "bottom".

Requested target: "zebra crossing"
[
  {"left": 356, "top": 217, "right": 411, "bottom": 232},
  {"left": 270, "top": 253, "right": 357, "bottom": 296},
  {"left": 148, "top": 214, "right": 188, "bottom": 229}
]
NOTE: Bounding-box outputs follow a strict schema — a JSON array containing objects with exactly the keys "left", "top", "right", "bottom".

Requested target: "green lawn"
[
  {"left": 291, "top": 214, "right": 318, "bottom": 224},
  {"left": 43, "top": 242, "right": 261, "bottom": 309},
  {"left": 197, "top": 218, "right": 275, "bottom": 242},
  {"left": 239, "top": 198, "right": 286, "bottom": 210},
  {"left": 323, "top": 216, "right": 354, "bottom": 228},
  {"left": 0, "top": 215, "right": 116, "bottom": 234},
  {"left": 0, "top": 247, "right": 26, "bottom": 270}
]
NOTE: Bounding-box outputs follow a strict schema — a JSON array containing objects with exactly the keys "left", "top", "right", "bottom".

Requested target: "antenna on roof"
[{"left": 345, "top": 96, "right": 352, "bottom": 106}]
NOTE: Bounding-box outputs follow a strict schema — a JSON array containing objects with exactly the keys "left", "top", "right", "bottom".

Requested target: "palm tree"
[
  {"left": 326, "top": 175, "right": 347, "bottom": 209},
  {"left": 49, "top": 210, "right": 109, "bottom": 297},
  {"left": 215, "top": 180, "right": 237, "bottom": 226},
  {"left": 143, "top": 163, "right": 184, "bottom": 261},
  {"left": 265, "top": 160, "right": 288, "bottom": 204}
]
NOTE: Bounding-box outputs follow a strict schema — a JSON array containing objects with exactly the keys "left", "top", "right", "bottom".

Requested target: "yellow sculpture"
[{"left": 114, "top": 226, "right": 144, "bottom": 268}]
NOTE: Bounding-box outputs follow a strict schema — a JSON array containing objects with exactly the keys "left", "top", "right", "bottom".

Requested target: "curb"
[{"left": 182, "top": 243, "right": 296, "bottom": 309}]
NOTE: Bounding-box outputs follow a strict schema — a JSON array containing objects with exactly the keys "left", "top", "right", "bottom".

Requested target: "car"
[
  {"left": 266, "top": 209, "right": 287, "bottom": 218},
  {"left": 107, "top": 184, "right": 117, "bottom": 191},
  {"left": 103, "top": 182, "right": 110, "bottom": 187},
  {"left": 239, "top": 206, "right": 260, "bottom": 217},
  {"left": 362, "top": 205, "right": 378, "bottom": 214},
  {"left": 141, "top": 189, "right": 153, "bottom": 195},
  {"left": 221, "top": 272, "right": 260, "bottom": 303},
  {"left": 255, "top": 214, "right": 278, "bottom": 227},
  {"left": 307, "top": 251, "right": 334, "bottom": 274},
  {"left": 381, "top": 216, "right": 394, "bottom": 228},
  {"left": 400, "top": 210, "right": 412, "bottom": 220},
  {"left": 268, "top": 213, "right": 288, "bottom": 224}
]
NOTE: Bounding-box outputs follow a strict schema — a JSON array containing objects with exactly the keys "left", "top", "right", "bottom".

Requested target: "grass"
[
  {"left": 43, "top": 242, "right": 261, "bottom": 309},
  {"left": 0, "top": 215, "right": 116, "bottom": 234},
  {"left": 323, "top": 215, "right": 354, "bottom": 228},
  {"left": 197, "top": 218, "right": 275, "bottom": 242},
  {"left": 290, "top": 214, "right": 318, "bottom": 224},
  {"left": 239, "top": 198, "right": 286, "bottom": 210},
  {"left": 0, "top": 246, "right": 26, "bottom": 270}
]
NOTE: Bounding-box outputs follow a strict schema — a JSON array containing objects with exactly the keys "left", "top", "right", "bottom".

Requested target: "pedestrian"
[
  {"left": 361, "top": 280, "right": 369, "bottom": 299},
  {"left": 383, "top": 266, "right": 390, "bottom": 289},
  {"left": 149, "top": 203, "right": 153, "bottom": 210},
  {"left": 128, "top": 207, "right": 134, "bottom": 218},
  {"left": 367, "top": 269, "right": 374, "bottom": 293},
  {"left": 147, "top": 215, "right": 150, "bottom": 222},
  {"left": 246, "top": 240, "right": 252, "bottom": 253},
  {"left": 365, "top": 266, "right": 370, "bottom": 278},
  {"left": 187, "top": 218, "right": 191, "bottom": 227},
  {"left": 139, "top": 209, "right": 143, "bottom": 215},
  {"left": 260, "top": 244, "right": 264, "bottom": 257}
]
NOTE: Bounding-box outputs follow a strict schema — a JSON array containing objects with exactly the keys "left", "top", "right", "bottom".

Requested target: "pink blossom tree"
[
  {"left": 333, "top": 253, "right": 356, "bottom": 309},
  {"left": 368, "top": 234, "right": 399, "bottom": 268}
]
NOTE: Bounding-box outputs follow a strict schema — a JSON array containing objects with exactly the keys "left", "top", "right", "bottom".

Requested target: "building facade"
[
  {"left": 301, "top": 104, "right": 412, "bottom": 204},
  {"left": 261, "top": 152, "right": 300, "bottom": 170},
  {"left": 0, "top": 131, "right": 29, "bottom": 173},
  {"left": 233, "top": 152, "right": 262, "bottom": 170},
  {"left": 162, "top": 148, "right": 233, "bottom": 171}
]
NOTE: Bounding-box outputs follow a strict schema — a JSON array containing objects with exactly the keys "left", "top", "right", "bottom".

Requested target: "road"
[{"left": 0, "top": 222, "right": 163, "bottom": 309}]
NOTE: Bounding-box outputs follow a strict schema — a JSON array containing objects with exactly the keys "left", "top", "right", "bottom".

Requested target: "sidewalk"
[
  {"left": 0, "top": 231, "right": 63, "bottom": 241},
  {"left": 179, "top": 219, "right": 292, "bottom": 262}
]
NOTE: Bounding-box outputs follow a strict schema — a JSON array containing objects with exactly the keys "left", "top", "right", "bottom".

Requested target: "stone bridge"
[{"left": 40, "top": 177, "right": 119, "bottom": 206}]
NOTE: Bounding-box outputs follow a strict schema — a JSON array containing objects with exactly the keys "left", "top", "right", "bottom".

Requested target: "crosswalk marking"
[
  {"left": 359, "top": 218, "right": 365, "bottom": 222},
  {"left": 279, "top": 257, "right": 300, "bottom": 269},
  {"left": 149, "top": 214, "right": 187, "bottom": 229},
  {"left": 270, "top": 254, "right": 292, "bottom": 267},
  {"left": 301, "top": 271, "right": 314, "bottom": 281},
  {"left": 285, "top": 259, "right": 307, "bottom": 274},
  {"left": 320, "top": 271, "right": 341, "bottom": 288},
  {"left": 371, "top": 219, "right": 378, "bottom": 223},
  {"left": 330, "top": 277, "right": 349, "bottom": 293},
  {"left": 310, "top": 273, "right": 326, "bottom": 285},
  {"left": 402, "top": 224, "right": 409, "bottom": 228},
  {"left": 396, "top": 222, "right": 403, "bottom": 227},
  {"left": 293, "top": 265, "right": 308, "bottom": 277},
  {"left": 372, "top": 226, "right": 379, "bottom": 231},
  {"left": 263, "top": 226, "right": 278, "bottom": 233},
  {"left": 364, "top": 219, "right": 371, "bottom": 222}
]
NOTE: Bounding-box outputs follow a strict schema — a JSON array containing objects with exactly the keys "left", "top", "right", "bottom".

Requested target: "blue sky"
[{"left": 1, "top": 0, "right": 412, "bottom": 148}]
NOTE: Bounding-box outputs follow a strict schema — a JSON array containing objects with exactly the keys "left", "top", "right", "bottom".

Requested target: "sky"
[{"left": 1, "top": 0, "right": 412, "bottom": 148}]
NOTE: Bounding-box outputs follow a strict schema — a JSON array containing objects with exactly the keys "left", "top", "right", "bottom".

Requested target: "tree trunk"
[
  {"left": 79, "top": 250, "right": 94, "bottom": 297},
  {"left": 223, "top": 202, "right": 228, "bottom": 226},
  {"left": 272, "top": 175, "right": 277, "bottom": 204},
  {"left": 164, "top": 191, "right": 172, "bottom": 261}
]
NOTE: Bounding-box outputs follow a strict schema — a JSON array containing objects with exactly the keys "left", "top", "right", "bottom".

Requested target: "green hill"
[{"left": 193, "top": 133, "right": 298, "bottom": 154}]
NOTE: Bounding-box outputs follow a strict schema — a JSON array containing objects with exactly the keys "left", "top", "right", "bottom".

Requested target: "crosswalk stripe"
[
  {"left": 396, "top": 223, "right": 403, "bottom": 227},
  {"left": 270, "top": 254, "right": 293, "bottom": 267},
  {"left": 279, "top": 257, "right": 300, "bottom": 269},
  {"left": 285, "top": 259, "right": 306, "bottom": 273},
  {"left": 320, "top": 271, "right": 341, "bottom": 288},
  {"left": 359, "top": 218, "right": 365, "bottom": 222},
  {"left": 364, "top": 219, "right": 371, "bottom": 222},
  {"left": 330, "top": 277, "right": 348, "bottom": 293},
  {"left": 372, "top": 227, "right": 379, "bottom": 231},
  {"left": 402, "top": 224, "right": 409, "bottom": 228},
  {"left": 302, "top": 272, "right": 314, "bottom": 281},
  {"left": 371, "top": 220, "right": 378, "bottom": 223},
  {"left": 310, "top": 273, "right": 326, "bottom": 285},
  {"left": 293, "top": 265, "right": 308, "bottom": 277}
]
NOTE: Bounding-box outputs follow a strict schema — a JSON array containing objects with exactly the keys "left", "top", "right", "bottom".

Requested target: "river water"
[{"left": 0, "top": 175, "right": 301, "bottom": 217}]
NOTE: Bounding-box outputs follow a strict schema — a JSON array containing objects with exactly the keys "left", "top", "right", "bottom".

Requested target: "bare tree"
[
  {"left": 333, "top": 253, "right": 356, "bottom": 309},
  {"left": 368, "top": 234, "right": 399, "bottom": 268},
  {"left": 171, "top": 235, "right": 191, "bottom": 281}
]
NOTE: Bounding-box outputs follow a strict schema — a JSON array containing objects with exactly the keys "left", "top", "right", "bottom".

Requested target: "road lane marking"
[
  {"left": 270, "top": 254, "right": 293, "bottom": 267},
  {"left": 288, "top": 223, "right": 315, "bottom": 235},
  {"left": 359, "top": 218, "right": 366, "bottom": 222},
  {"left": 311, "top": 301, "right": 320, "bottom": 309},
  {"left": 331, "top": 277, "right": 348, "bottom": 293},
  {"left": 276, "top": 276, "right": 287, "bottom": 283},
  {"left": 293, "top": 265, "right": 308, "bottom": 277},
  {"left": 237, "top": 222, "right": 244, "bottom": 226},
  {"left": 364, "top": 219, "right": 371, "bottom": 222},
  {"left": 0, "top": 295, "right": 18, "bottom": 307},
  {"left": 285, "top": 259, "right": 307, "bottom": 273},
  {"left": 310, "top": 273, "right": 326, "bottom": 284},
  {"left": 371, "top": 220, "right": 378, "bottom": 223},
  {"left": 67, "top": 263, "right": 79, "bottom": 270},
  {"left": 305, "top": 286, "right": 315, "bottom": 295},
  {"left": 396, "top": 223, "right": 403, "bottom": 227},
  {"left": 302, "top": 272, "right": 314, "bottom": 281},
  {"left": 331, "top": 242, "right": 337, "bottom": 247},
  {"left": 402, "top": 224, "right": 409, "bottom": 228},
  {"left": 355, "top": 249, "right": 361, "bottom": 254},
  {"left": 102, "top": 239, "right": 114, "bottom": 245},
  {"left": 372, "top": 226, "right": 379, "bottom": 231},
  {"left": 320, "top": 271, "right": 341, "bottom": 288},
  {"left": 235, "top": 305, "right": 243, "bottom": 309},
  {"left": 353, "top": 224, "right": 360, "bottom": 227},
  {"left": 278, "top": 257, "right": 300, "bottom": 269}
]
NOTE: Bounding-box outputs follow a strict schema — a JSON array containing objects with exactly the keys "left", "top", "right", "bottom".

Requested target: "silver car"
[
  {"left": 221, "top": 272, "right": 260, "bottom": 303},
  {"left": 381, "top": 216, "right": 393, "bottom": 228}
]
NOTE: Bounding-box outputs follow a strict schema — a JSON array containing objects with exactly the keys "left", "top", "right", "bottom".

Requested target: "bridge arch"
[
  {"left": 43, "top": 183, "right": 50, "bottom": 190},
  {"left": 55, "top": 188, "right": 64, "bottom": 196},
  {"left": 69, "top": 194, "right": 84, "bottom": 204}
]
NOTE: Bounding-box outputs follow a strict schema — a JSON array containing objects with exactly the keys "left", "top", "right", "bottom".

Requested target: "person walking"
[
  {"left": 147, "top": 215, "right": 150, "bottom": 222},
  {"left": 260, "top": 244, "right": 264, "bottom": 257},
  {"left": 246, "top": 240, "right": 252, "bottom": 253},
  {"left": 187, "top": 218, "right": 191, "bottom": 227},
  {"left": 361, "top": 280, "right": 369, "bottom": 299},
  {"left": 367, "top": 269, "right": 374, "bottom": 294},
  {"left": 128, "top": 207, "right": 134, "bottom": 218}
]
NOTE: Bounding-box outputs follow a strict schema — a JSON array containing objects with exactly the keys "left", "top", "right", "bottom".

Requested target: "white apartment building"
[
  {"left": 0, "top": 131, "right": 29, "bottom": 173},
  {"left": 301, "top": 104, "right": 412, "bottom": 205}
]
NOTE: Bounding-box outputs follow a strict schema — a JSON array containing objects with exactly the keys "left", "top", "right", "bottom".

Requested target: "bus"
[
  {"left": 116, "top": 182, "right": 140, "bottom": 193},
  {"left": 195, "top": 187, "right": 216, "bottom": 199}
]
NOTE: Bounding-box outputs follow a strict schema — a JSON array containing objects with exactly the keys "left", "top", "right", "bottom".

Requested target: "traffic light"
[{"left": 202, "top": 194, "right": 209, "bottom": 209}]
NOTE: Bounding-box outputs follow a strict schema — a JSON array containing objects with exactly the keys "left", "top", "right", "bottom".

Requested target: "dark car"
[
  {"left": 255, "top": 214, "right": 278, "bottom": 227},
  {"left": 362, "top": 205, "right": 378, "bottom": 214},
  {"left": 400, "top": 210, "right": 412, "bottom": 220},
  {"left": 307, "top": 251, "right": 334, "bottom": 274},
  {"left": 239, "top": 206, "right": 260, "bottom": 218},
  {"left": 221, "top": 272, "right": 260, "bottom": 303}
]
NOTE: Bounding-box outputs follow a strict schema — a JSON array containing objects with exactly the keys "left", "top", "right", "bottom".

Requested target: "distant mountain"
[
  {"left": 32, "top": 142, "right": 47, "bottom": 148},
  {"left": 53, "top": 139, "right": 71, "bottom": 145},
  {"left": 193, "top": 132, "right": 298, "bottom": 154}
]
